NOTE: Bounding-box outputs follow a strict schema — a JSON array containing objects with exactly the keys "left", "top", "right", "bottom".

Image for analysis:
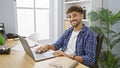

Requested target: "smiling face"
[{"left": 67, "top": 11, "right": 83, "bottom": 27}]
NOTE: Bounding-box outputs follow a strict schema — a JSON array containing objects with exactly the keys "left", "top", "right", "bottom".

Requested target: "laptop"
[{"left": 18, "top": 36, "right": 55, "bottom": 62}]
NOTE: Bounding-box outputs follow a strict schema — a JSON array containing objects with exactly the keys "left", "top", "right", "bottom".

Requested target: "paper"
[{"left": 28, "top": 32, "right": 41, "bottom": 42}]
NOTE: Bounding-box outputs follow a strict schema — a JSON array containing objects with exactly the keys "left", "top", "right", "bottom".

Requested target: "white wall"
[
  {"left": 0, "top": 0, "right": 17, "bottom": 34},
  {"left": 103, "top": 0, "right": 120, "bottom": 13}
]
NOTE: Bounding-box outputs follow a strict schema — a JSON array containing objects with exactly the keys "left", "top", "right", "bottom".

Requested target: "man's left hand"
[{"left": 53, "top": 50, "right": 66, "bottom": 57}]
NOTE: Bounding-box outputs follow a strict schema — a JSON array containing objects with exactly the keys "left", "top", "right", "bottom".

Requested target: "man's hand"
[
  {"left": 35, "top": 44, "right": 49, "bottom": 54},
  {"left": 53, "top": 50, "right": 66, "bottom": 56}
]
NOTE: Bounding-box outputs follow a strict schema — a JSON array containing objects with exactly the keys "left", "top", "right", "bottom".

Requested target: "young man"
[{"left": 36, "top": 6, "right": 97, "bottom": 67}]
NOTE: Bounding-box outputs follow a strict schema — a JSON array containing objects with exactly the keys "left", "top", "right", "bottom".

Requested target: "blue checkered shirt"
[{"left": 53, "top": 24, "right": 97, "bottom": 67}]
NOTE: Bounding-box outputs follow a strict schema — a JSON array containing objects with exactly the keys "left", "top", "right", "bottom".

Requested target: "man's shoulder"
[
  {"left": 64, "top": 27, "right": 73, "bottom": 33},
  {"left": 62, "top": 27, "right": 74, "bottom": 37},
  {"left": 82, "top": 25, "right": 90, "bottom": 32},
  {"left": 83, "top": 25, "right": 95, "bottom": 36}
]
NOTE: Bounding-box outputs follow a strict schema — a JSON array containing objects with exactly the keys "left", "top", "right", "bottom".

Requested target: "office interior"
[{"left": 0, "top": 0, "right": 120, "bottom": 67}]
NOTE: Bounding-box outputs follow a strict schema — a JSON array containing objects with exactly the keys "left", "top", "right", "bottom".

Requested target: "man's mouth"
[{"left": 71, "top": 20, "right": 77, "bottom": 24}]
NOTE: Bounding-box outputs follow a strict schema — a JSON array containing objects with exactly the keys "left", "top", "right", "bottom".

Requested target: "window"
[{"left": 16, "top": 0, "right": 53, "bottom": 41}]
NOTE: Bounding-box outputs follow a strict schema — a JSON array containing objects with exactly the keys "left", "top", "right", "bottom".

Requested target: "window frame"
[{"left": 16, "top": 0, "right": 55, "bottom": 43}]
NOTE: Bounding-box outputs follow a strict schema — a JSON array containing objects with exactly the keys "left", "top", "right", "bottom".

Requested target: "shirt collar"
[{"left": 70, "top": 24, "right": 88, "bottom": 33}]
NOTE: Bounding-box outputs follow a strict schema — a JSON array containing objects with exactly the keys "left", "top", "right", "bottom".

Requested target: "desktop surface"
[{"left": 0, "top": 39, "right": 89, "bottom": 68}]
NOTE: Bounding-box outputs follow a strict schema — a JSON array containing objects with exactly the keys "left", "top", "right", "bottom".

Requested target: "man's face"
[{"left": 67, "top": 11, "right": 83, "bottom": 27}]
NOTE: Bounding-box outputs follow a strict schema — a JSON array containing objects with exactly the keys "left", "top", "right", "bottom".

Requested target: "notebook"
[
  {"left": 49, "top": 57, "right": 78, "bottom": 68},
  {"left": 18, "top": 36, "right": 55, "bottom": 62}
]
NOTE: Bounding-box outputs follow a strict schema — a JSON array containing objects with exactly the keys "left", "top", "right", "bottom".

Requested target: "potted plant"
[
  {"left": 88, "top": 8, "right": 120, "bottom": 68},
  {"left": 0, "top": 33, "right": 5, "bottom": 46}
]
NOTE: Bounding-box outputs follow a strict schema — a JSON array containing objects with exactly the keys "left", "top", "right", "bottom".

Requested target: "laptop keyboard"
[{"left": 31, "top": 48, "right": 55, "bottom": 60}]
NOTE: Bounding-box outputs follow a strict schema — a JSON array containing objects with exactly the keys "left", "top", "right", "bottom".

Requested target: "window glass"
[
  {"left": 16, "top": 0, "right": 51, "bottom": 41},
  {"left": 17, "top": 9, "right": 34, "bottom": 36},
  {"left": 16, "top": 0, "right": 34, "bottom": 8},
  {"left": 36, "top": 10, "right": 49, "bottom": 40},
  {"left": 35, "top": 0, "right": 49, "bottom": 8}
]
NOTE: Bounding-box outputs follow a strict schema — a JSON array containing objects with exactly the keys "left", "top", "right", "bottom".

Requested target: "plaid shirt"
[{"left": 53, "top": 24, "right": 97, "bottom": 67}]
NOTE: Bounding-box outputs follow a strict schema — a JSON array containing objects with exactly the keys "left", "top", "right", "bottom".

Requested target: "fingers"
[
  {"left": 35, "top": 45, "right": 48, "bottom": 54},
  {"left": 35, "top": 46, "right": 42, "bottom": 52},
  {"left": 53, "top": 50, "right": 65, "bottom": 56},
  {"left": 35, "top": 47, "right": 43, "bottom": 54}
]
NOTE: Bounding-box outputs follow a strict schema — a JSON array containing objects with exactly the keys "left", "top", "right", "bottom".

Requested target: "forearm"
[{"left": 47, "top": 44, "right": 56, "bottom": 50}]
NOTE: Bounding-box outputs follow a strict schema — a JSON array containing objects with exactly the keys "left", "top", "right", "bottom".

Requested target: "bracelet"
[{"left": 73, "top": 55, "right": 76, "bottom": 59}]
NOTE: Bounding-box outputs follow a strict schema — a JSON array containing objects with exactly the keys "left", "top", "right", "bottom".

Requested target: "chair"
[{"left": 93, "top": 34, "right": 104, "bottom": 68}]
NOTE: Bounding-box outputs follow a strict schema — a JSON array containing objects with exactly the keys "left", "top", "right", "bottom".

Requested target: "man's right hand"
[{"left": 35, "top": 44, "right": 49, "bottom": 54}]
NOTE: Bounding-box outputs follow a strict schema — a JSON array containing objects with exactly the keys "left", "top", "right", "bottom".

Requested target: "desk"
[{"left": 0, "top": 40, "right": 89, "bottom": 68}]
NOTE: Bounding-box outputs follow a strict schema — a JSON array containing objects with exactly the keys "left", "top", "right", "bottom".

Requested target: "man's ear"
[{"left": 81, "top": 14, "right": 84, "bottom": 19}]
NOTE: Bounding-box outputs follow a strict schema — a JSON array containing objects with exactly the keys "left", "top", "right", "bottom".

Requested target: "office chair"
[{"left": 93, "top": 34, "right": 104, "bottom": 68}]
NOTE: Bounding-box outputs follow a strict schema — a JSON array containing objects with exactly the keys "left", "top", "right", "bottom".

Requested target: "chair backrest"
[{"left": 93, "top": 34, "right": 104, "bottom": 68}]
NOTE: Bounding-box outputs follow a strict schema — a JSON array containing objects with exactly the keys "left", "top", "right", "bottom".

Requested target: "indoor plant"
[
  {"left": 88, "top": 8, "right": 120, "bottom": 68},
  {"left": 0, "top": 33, "right": 5, "bottom": 45}
]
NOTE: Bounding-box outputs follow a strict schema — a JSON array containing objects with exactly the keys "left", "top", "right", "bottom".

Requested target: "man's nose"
[{"left": 70, "top": 17, "right": 74, "bottom": 20}]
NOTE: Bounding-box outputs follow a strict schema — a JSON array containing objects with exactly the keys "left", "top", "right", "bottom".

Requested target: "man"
[{"left": 36, "top": 6, "right": 97, "bottom": 67}]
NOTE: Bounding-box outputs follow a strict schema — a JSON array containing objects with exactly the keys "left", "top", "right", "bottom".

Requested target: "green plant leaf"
[
  {"left": 88, "top": 10, "right": 99, "bottom": 22},
  {"left": 109, "top": 30, "right": 116, "bottom": 34},
  {"left": 111, "top": 38, "right": 120, "bottom": 49},
  {"left": 88, "top": 8, "right": 120, "bottom": 68},
  {"left": 90, "top": 26, "right": 103, "bottom": 34},
  {"left": 103, "top": 36, "right": 111, "bottom": 46},
  {"left": 112, "top": 32, "right": 120, "bottom": 38},
  {"left": 0, "top": 34, "right": 5, "bottom": 45},
  {"left": 111, "top": 11, "right": 120, "bottom": 26}
]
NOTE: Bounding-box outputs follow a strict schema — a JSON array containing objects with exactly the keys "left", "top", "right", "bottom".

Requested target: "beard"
[{"left": 70, "top": 20, "right": 81, "bottom": 27}]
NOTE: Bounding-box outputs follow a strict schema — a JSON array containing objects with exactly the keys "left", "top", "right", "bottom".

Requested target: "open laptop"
[{"left": 18, "top": 36, "right": 55, "bottom": 62}]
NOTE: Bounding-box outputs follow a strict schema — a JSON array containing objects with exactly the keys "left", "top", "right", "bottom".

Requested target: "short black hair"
[{"left": 66, "top": 6, "right": 83, "bottom": 14}]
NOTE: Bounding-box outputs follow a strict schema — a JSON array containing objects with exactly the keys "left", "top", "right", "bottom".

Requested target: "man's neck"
[{"left": 73, "top": 23, "right": 83, "bottom": 32}]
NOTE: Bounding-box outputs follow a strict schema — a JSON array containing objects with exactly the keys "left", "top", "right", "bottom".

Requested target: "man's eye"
[
  {"left": 66, "top": 16, "right": 68, "bottom": 18},
  {"left": 67, "top": 16, "right": 71, "bottom": 19}
]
